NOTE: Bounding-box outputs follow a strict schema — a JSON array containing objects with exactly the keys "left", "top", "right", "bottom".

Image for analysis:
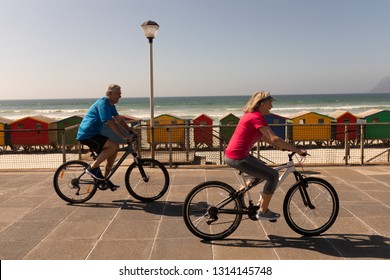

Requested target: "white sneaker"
[{"left": 256, "top": 209, "right": 281, "bottom": 220}]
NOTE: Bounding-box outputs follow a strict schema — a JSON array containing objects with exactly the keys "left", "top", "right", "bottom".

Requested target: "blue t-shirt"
[{"left": 77, "top": 97, "right": 119, "bottom": 140}]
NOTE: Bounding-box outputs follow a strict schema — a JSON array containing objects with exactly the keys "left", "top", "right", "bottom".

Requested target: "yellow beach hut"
[
  {"left": 0, "top": 117, "right": 12, "bottom": 147},
  {"left": 287, "top": 111, "right": 334, "bottom": 145},
  {"left": 147, "top": 114, "right": 186, "bottom": 149}
]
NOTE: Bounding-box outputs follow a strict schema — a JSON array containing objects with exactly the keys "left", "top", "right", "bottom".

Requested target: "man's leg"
[
  {"left": 90, "top": 139, "right": 118, "bottom": 171},
  {"left": 104, "top": 150, "right": 118, "bottom": 177}
]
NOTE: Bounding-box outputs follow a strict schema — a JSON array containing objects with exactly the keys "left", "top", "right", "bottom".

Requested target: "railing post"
[
  {"left": 61, "top": 129, "right": 66, "bottom": 163},
  {"left": 360, "top": 124, "right": 365, "bottom": 165},
  {"left": 168, "top": 127, "right": 173, "bottom": 168},
  {"left": 344, "top": 124, "right": 349, "bottom": 165},
  {"left": 185, "top": 120, "right": 190, "bottom": 162},
  {"left": 219, "top": 125, "right": 223, "bottom": 165}
]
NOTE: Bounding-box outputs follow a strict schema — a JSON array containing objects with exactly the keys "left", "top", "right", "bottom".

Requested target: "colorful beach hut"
[
  {"left": 265, "top": 113, "right": 288, "bottom": 140},
  {"left": 357, "top": 109, "right": 390, "bottom": 140},
  {"left": 219, "top": 113, "right": 239, "bottom": 143},
  {"left": 55, "top": 115, "right": 83, "bottom": 146},
  {"left": 0, "top": 117, "right": 12, "bottom": 147},
  {"left": 146, "top": 114, "right": 185, "bottom": 148},
  {"left": 287, "top": 111, "right": 334, "bottom": 144},
  {"left": 193, "top": 113, "right": 213, "bottom": 148},
  {"left": 9, "top": 115, "right": 57, "bottom": 148},
  {"left": 328, "top": 110, "right": 358, "bottom": 142}
]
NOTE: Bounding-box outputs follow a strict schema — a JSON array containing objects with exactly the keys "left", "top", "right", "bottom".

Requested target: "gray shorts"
[
  {"left": 224, "top": 154, "right": 279, "bottom": 194},
  {"left": 101, "top": 123, "right": 131, "bottom": 144}
]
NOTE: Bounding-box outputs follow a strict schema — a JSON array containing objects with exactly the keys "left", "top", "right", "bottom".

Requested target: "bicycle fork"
[
  {"left": 294, "top": 172, "right": 315, "bottom": 209},
  {"left": 134, "top": 157, "right": 150, "bottom": 182}
]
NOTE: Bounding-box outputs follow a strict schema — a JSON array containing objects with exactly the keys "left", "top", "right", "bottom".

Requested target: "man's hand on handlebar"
[{"left": 124, "top": 131, "right": 138, "bottom": 143}]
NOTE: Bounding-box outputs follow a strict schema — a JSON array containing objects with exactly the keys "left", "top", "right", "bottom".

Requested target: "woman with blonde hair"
[{"left": 224, "top": 91, "right": 307, "bottom": 220}]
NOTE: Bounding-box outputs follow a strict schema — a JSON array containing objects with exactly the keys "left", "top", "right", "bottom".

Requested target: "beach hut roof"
[
  {"left": 356, "top": 109, "right": 384, "bottom": 119},
  {"left": 288, "top": 110, "right": 311, "bottom": 119},
  {"left": 0, "top": 116, "right": 12, "bottom": 124},
  {"left": 289, "top": 110, "right": 334, "bottom": 120},
  {"left": 267, "top": 112, "right": 289, "bottom": 119},
  {"left": 328, "top": 110, "right": 357, "bottom": 119},
  {"left": 120, "top": 114, "right": 141, "bottom": 121},
  {"left": 194, "top": 113, "right": 213, "bottom": 120},
  {"left": 54, "top": 115, "right": 84, "bottom": 123},
  {"left": 154, "top": 113, "right": 184, "bottom": 120},
  {"left": 221, "top": 112, "right": 240, "bottom": 119},
  {"left": 10, "top": 115, "right": 57, "bottom": 124}
]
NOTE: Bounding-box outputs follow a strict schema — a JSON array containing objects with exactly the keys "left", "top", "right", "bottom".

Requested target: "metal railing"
[{"left": 1, "top": 122, "right": 389, "bottom": 170}]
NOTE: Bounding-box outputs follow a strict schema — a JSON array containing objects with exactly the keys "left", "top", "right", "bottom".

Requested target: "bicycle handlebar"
[
  {"left": 288, "top": 151, "right": 309, "bottom": 161},
  {"left": 126, "top": 132, "right": 138, "bottom": 144}
]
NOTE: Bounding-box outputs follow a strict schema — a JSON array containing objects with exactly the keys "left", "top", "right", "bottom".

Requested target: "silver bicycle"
[{"left": 183, "top": 152, "right": 339, "bottom": 240}]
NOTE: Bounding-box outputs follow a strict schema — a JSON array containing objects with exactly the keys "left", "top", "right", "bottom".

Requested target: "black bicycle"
[
  {"left": 53, "top": 138, "right": 169, "bottom": 203},
  {"left": 183, "top": 152, "right": 339, "bottom": 240}
]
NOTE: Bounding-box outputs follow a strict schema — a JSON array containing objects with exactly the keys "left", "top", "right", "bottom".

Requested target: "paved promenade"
[{"left": 0, "top": 165, "right": 389, "bottom": 260}]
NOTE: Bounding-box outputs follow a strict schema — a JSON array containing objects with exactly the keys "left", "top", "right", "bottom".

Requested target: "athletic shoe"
[
  {"left": 86, "top": 166, "right": 105, "bottom": 180},
  {"left": 256, "top": 209, "right": 281, "bottom": 220},
  {"left": 106, "top": 180, "right": 120, "bottom": 191}
]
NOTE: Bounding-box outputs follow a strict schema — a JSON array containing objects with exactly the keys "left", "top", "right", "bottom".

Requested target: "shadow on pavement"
[
  {"left": 67, "top": 200, "right": 184, "bottom": 217},
  {"left": 205, "top": 234, "right": 390, "bottom": 259}
]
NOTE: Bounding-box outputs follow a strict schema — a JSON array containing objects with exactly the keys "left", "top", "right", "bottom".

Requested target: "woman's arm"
[{"left": 259, "top": 126, "right": 306, "bottom": 155}]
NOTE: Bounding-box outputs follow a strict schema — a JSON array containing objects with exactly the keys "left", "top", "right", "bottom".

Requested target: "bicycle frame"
[
  {"left": 82, "top": 141, "right": 147, "bottom": 182},
  {"left": 236, "top": 153, "right": 304, "bottom": 206}
]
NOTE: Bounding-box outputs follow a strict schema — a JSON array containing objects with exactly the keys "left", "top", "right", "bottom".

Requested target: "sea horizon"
[{"left": 1, "top": 92, "right": 390, "bottom": 121}]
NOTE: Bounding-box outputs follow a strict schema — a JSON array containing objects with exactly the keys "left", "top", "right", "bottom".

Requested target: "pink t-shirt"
[{"left": 225, "top": 111, "right": 268, "bottom": 160}]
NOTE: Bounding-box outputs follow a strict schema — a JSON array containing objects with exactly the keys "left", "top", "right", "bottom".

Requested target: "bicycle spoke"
[
  {"left": 183, "top": 182, "right": 243, "bottom": 240},
  {"left": 284, "top": 178, "right": 339, "bottom": 236}
]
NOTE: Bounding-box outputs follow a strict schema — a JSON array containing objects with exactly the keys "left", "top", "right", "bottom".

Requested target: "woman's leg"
[{"left": 225, "top": 155, "right": 279, "bottom": 213}]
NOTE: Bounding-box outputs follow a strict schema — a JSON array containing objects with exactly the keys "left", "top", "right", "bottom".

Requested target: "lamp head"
[{"left": 141, "top": 20, "right": 159, "bottom": 41}]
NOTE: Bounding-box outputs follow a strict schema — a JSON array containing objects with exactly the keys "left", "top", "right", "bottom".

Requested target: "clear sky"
[{"left": 1, "top": 0, "right": 390, "bottom": 100}]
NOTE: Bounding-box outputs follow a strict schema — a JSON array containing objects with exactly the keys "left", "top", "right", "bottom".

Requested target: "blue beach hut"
[{"left": 265, "top": 113, "right": 288, "bottom": 140}]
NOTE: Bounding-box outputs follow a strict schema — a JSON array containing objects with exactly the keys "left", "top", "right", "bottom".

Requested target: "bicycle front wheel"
[
  {"left": 53, "top": 160, "right": 97, "bottom": 203},
  {"left": 183, "top": 181, "right": 243, "bottom": 240},
  {"left": 283, "top": 177, "right": 339, "bottom": 236},
  {"left": 125, "top": 158, "right": 169, "bottom": 202}
]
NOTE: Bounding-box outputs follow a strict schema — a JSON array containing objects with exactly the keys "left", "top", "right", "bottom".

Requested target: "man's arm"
[
  {"left": 105, "top": 119, "right": 130, "bottom": 141},
  {"left": 114, "top": 115, "right": 134, "bottom": 134}
]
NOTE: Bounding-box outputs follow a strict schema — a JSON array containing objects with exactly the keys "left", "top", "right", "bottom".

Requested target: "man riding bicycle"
[{"left": 76, "top": 84, "right": 136, "bottom": 190}]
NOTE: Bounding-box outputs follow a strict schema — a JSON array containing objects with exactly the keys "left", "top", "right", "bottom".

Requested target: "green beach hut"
[
  {"left": 357, "top": 109, "right": 390, "bottom": 140},
  {"left": 219, "top": 113, "right": 240, "bottom": 143},
  {"left": 55, "top": 116, "right": 83, "bottom": 146}
]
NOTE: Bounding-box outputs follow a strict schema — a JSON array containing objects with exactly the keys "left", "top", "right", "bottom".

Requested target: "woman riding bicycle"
[{"left": 224, "top": 91, "right": 307, "bottom": 220}]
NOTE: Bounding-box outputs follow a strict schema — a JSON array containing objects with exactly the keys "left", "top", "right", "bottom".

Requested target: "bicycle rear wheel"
[
  {"left": 283, "top": 177, "right": 339, "bottom": 236},
  {"left": 125, "top": 158, "right": 169, "bottom": 202},
  {"left": 183, "top": 181, "right": 243, "bottom": 240},
  {"left": 53, "top": 160, "right": 97, "bottom": 203}
]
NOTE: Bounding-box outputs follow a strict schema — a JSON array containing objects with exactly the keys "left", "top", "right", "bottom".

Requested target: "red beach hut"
[
  {"left": 9, "top": 115, "right": 57, "bottom": 147},
  {"left": 193, "top": 113, "right": 213, "bottom": 148},
  {"left": 328, "top": 110, "right": 358, "bottom": 142}
]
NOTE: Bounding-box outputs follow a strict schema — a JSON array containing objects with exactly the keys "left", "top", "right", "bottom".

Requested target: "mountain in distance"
[{"left": 370, "top": 76, "right": 390, "bottom": 93}]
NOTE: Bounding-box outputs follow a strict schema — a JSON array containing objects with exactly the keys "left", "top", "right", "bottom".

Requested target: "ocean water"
[{"left": 1, "top": 93, "right": 390, "bottom": 121}]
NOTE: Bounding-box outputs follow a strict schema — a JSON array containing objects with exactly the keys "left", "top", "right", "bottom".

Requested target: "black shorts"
[{"left": 79, "top": 134, "right": 109, "bottom": 155}]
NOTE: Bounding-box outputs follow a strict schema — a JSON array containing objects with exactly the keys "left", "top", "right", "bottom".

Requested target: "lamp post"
[{"left": 141, "top": 20, "right": 159, "bottom": 160}]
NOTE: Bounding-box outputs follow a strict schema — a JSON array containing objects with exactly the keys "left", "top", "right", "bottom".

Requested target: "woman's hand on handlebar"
[{"left": 298, "top": 149, "right": 308, "bottom": 157}]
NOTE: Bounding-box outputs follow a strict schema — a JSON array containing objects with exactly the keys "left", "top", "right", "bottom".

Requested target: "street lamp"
[{"left": 141, "top": 20, "right": 159, "bottom": 160}]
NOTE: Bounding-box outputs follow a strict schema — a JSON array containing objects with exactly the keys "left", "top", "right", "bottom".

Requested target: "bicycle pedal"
[{"left": 269, "top": 219, "right": 277, "bottom": 223}]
